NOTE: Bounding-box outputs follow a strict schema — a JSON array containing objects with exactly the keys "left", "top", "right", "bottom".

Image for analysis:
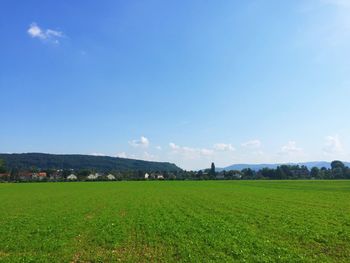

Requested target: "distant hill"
[
  {"left": 0, "top": 153, "right": 182, "bottom": 172},
  {"left": 221, "top": 161, "right": 350, "bottom": 171}
]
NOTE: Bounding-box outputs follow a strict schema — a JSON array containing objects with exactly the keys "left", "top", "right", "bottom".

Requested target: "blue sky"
[{"left": 1, "top": 0, "right": 350, "bottom": 170}]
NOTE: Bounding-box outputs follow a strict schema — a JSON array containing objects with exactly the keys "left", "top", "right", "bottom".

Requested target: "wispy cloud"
[
  {"left": 241, "top": 139, "right": 261, "bottom": 149},
  {"left": 213, "top": 143, "right": 235, "bottom": 151},
  {"left": 169, "top": 143, "right": 179, "bottom": 150},
  {"left": 89, "top": 152, "right": 106, "bottom": 156},
  {"left": 169, "top": 142, "right": 213, "bottom": 160},
  {"left": 279, "top": 141, "right": 303, "bottom": 155},
  {"left": 116, "top": 152, "right": 127, "bottom": 158},
  {"left": 200, "top": 148, "right": 214, "bottom": 156},
  {"left": 323, "top": 135, "right": 343, "bottom": 155},
  {"left": 129, "top": 136, "right": 150, "bottom": 148},
  {"left": 142, "top": 151, "right": 157, "bottom": 161},
  {"left": 27, "top": 23, "right": 64, "bottom": 44}
]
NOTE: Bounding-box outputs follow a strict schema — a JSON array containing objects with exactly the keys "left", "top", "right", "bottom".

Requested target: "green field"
[{"left": 1, "top": 181, "right": 350, "bottom": 262}]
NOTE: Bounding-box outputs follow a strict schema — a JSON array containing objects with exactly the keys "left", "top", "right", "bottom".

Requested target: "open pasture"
[{"left": 0, "top": 180, "right": 350, "bottom": 262}]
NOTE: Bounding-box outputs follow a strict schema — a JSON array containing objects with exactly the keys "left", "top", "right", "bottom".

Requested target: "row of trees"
[
  {"left": 193, "top": 161, "right": 350, "bottom": 180},
  {"left": 239, "top": 161, "right": 350, "bottom": 180},
  {"left": 1, "top": 159, "right": 350, "bottom": 182}
]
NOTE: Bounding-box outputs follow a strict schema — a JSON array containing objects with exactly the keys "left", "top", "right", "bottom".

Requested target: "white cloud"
[
  {"left": 90, "top": 153, "right": 106, "bottom": 156},
  {"left": 213, "top": 143, "right": 235, "bottom": 151},
  {"left": 169, "top": 142, "right": 180, "bottom": 150},
  {"left": 28, "top": 23, "right": 45, "bottom": 39},
  {"left": 169, "top": 143, "right": 213, "bottom": 160},
  {"left": 241, "top": 140, "right": 261, "bottom": 149},
  {"left": 46, "top": 29, "right": 63, "bottom": 38},
  {"left": 280, "top": 141, "right": 303, "bottom": 155},
  {"left": 116, "top": 151, "right": 158, "bottom": 161},
  {"left": 323, "top": 135, "right": 343, "bottom": 154},
  {"left": 142, "top": 152, "right": 157, "bottom": 161},
  {"left": 129, "top": 136, "right": 150, "bottom": 148},
  {"left": 27, "top": 23, "right": 64, "bottom": 44},
  {"left": 116, "top": 152, "right": 127, "bottom": 158},
  {"left": 200, "top": 148, "right": 214, "bottom": 156}
]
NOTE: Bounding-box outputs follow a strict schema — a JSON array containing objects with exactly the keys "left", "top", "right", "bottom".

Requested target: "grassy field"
[{"left": 0, "top": 181, "right": 349, "bottom": 262}]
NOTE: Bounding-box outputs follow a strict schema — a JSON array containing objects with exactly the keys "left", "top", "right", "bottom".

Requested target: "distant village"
[
  {"left": 0, "top": 170, "right": 180, "bottom": 182},
  {"left": 1, "top": 161, "right": 350, "bottom": 182},
  {"left": 0, "top": 162, "right": 242, "bottom": 182}
]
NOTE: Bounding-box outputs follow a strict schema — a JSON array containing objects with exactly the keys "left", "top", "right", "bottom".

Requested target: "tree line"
[
  {"left": 0, "top": 159, "right": 350, "bottom": 182},
  {"left": 238, "top": 161, "right": 350, "bottom": 180}
]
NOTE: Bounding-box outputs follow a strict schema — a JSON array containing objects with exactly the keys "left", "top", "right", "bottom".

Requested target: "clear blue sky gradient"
[{"left": 1, "top": 0, "right": 350, "bottom": 169}]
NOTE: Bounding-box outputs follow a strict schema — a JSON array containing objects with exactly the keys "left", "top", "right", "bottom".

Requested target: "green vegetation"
[
  {"left": 2, "top": 156, "right": 350, "bottom": 182},
  {"left": 0, "top": 153, "right": 181, "bottom": 172},
  {"left": 0, "top": 159, "right": 6, "bottom": 173},
  {"left": 239, "top": 161, "right": 350, "bottom": 180},
  {"left": 1, "top": 181, "right": 349, "bottom": 262}
]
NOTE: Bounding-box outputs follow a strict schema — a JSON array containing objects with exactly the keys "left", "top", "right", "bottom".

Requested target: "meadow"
[{"left": 0, "top": 181, "right": 349, "bottom": 262}]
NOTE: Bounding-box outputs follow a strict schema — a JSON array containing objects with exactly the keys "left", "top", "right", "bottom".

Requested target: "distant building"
[
  {"left": 157, "top": 174, "right": 164, "bottom": 180},
  {"left": 67, "top": 174, "right": 77, "bottom": 180},
  {"left": 18, "top": 172, "right": 33, "bottom": 181},
  {"left": 144, "top": 173, "right": 150, "bottom": 179},
  {"left": 49, "top": 171, "right": 61, "bottom": 180},
  {"left": 30, "top": 172, "right": 47, "bottom": 180},
  {"left": 87, "top": 173, "right": 100, "bottom": 180},
  {"left": 0, "top": 173, "right": 10, "bottom": 180},
  {"left": 232, "top": 172, "right": 242, "bottom": 179},
  {"left": 38, "top": 172, "right": 47, "bottom": 177},
  {"left": 106, "top": 174, "right": 115, "bottom": 180}
]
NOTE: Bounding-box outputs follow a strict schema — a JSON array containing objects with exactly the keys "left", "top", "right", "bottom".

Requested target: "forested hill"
[{"left": 0, "top": 153, "right": 182, "bottom": 172}]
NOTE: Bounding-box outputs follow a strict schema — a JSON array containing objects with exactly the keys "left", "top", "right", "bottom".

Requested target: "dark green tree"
[
  {"left": 331, "top": 160, "right": 345, "bottom": 170},
  {"left": 345, "top": 167, "right": 350, "bottom": 179},
  {"left": 77, "top": 169, "right": 91, "bottom": 180},
  {"left": 0, "top": 159, "right": 6, "bottom": 173},
  {"left": 10, "top": 167, "right": 19, "bottom": 182},
  {"left": 331, "top": 161, "right": 345, "bottom": 179},
  {"left": 259, "top": 168, "right": 275, "bottom": 179},
  {"left": 276, "top": 166, "right": 286, "bottom": 180},
  {"left": 210, "top": 162, "right": 216, "bottom": 179},
  {"left": 197, "top": 170, "right": 204, "bottom": 180},
  {"left": 241, "top": 168, "right": 255, "bottom": 180},
  {"left": 310, "top": 167, "right": 320, "bottom": 179},
  {"left": 332, "top": 167, "right": 344, "bottom": 179}
]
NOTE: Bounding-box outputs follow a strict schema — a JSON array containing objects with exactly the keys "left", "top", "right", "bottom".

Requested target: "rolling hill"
[{"left": 0, "top": 153, "right": 182, "bottom": 172}]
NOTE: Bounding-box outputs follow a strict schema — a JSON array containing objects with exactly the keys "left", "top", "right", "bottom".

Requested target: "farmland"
[{"left": 0, "top": 181, "right": 350, "bottom": 262}]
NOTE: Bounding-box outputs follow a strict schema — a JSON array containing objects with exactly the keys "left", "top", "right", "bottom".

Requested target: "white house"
[
  {"left": 67, "top": 174, "right": 77, "bottom": 180},
  {"left": 87, "top": 173, "right": 100, "bottom": 180},
  {"left": 107, "top": 174, "right": 115, "bottom": 180},
  {"left": 157, "top": 174, "right": 164, "bottom": 180},
  {"left": 144, "top": 173, "right": 149, "bottom": 179}
]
